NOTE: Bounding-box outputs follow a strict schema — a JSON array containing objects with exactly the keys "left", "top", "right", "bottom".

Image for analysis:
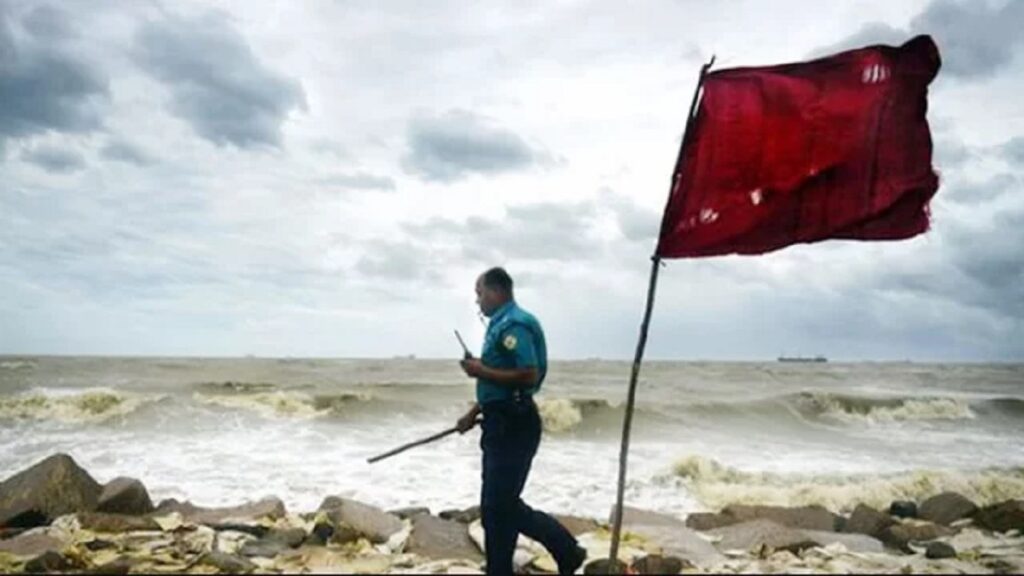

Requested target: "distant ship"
[{"left": 777, "top": 355, "right": 828, "bottom": 363}]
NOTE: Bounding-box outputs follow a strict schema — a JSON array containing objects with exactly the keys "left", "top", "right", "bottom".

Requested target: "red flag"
[{"left": 656, "top": 35, "right": 941, "bottom": 258}]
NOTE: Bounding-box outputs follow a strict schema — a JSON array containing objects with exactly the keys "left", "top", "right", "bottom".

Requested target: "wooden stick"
[
  {"left": 606, "top": 56, "right": 715, "bottom": 572},
  {"left": 366, "top": 420, "right": 480, "bottom": 464}
]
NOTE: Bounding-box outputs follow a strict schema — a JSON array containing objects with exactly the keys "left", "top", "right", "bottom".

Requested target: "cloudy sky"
[{"left": 1, "top": 0, "right": 1022, "bottom": 361}]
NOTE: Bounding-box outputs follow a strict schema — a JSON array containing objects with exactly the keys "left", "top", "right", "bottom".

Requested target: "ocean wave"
[
  {"left": 0, "top": 359, "right": 36, "bottom": 370},
  {"left": 191, "top": 390, "right": 374, "bottom": 419},
  {"left": 0, "top": 388, "right": 158, "bottom": 423},
  {"left": 795, "top": 392, "right": 976, "bottom": 423},
  {"left": 672, "top": 454, "right": 1024, "bottom": 513},
  {"left": 536, "top": 398, "right": 619, "bottom": 433}
]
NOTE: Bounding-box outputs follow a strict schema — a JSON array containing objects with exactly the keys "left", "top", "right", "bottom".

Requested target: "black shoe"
[{"left": 558, "top": 545, "right": 587, "bottom": 575}]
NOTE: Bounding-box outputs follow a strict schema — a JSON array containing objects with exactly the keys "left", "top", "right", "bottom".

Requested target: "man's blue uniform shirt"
[{"left": 476, "top": 301, "right": 547, "bottom": 405}]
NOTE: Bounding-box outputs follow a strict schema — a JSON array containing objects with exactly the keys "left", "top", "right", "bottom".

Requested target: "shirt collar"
[{"left": 488, "top": 300, "right": 515, "bottom": 326}]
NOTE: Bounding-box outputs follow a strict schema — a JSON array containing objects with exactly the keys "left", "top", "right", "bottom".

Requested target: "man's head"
[{"left": 475, "top": 267, "right": 514, "bottom": 317}]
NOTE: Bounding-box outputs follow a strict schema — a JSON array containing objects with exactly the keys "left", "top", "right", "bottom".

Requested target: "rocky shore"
[{"left": 1, "top": 454, "right": 1022, "bottom": 574}]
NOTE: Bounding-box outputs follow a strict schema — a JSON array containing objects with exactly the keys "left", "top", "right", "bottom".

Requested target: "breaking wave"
[
  {"left": 0, "top": 388, "right": 160, "bottom": 423},
  {"left": 192, "top": 390, "right": 375, "bottom": 419},
  {"left": 0, "top": 359, "right": 36, "bottom": 371},
  {"left": 795, "top": 392, "right": 976, "bottom": 423},
  {"left": 672, "top": 454, "right": 1024, "bottom": 513},
  {"left": 536, "top": 398, "right": 623, "bottom": 433}
]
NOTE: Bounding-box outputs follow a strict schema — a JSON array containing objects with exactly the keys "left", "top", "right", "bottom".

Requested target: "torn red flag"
[{"left": 656, "top": 35, "right": 942, "bottom": 258}]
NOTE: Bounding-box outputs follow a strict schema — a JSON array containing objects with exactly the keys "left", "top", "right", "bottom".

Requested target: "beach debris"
[
  {"left": 0, "top": 454, "right": 102, "bottom": 528},
  {"left": 918, "top": 492, "right": 978, "bottom": 526},
  {"left": 889, "top": 501, "right": 918, "bottom": 519},
  {"left": 318, "top": 496, "right": 404, "bottom": 544},
  {"left": 97, "top": 477, "right": 155, "bottom": 515}
]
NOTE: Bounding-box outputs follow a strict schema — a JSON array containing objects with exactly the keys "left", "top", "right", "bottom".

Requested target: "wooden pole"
[{"left": 606, "top": 56, "right": 714, "bottom": 572}]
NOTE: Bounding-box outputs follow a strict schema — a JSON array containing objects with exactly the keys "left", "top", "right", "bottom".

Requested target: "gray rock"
[
  {"left": 890, "top": 501, "right": 918, "bottom": 519},
  {"left": 685, "top": 512, "right": 734, "bottom": 531},
  {"left": 24, "top": 550, "right": 75, "bottom": 573},
  {"left": 630, "top": 554, "right": 691, "bottom": 574},
  {"left": 554, "top": 514, "right": 601, "bottom": 537},
  {"left": 405, "top": 513, "right": 483, "bottom": 562},
  {"left": 0, "top": 528, "right": 26, "bottom": 540},
  {"left": 973, "top": 500, "right": 1024, "bottom": 534},
  {"left": 926, "top": 541, "right": 957, "bottom": 559},
  {"left": 0, "top": 453, "right": 102, "bottom": 528},
  {"left": 844, "top": 504, "right": 896, "bottom": 538},
  {"left": 919, "top": 492, "right": 978, "bottom": 526},
  {"left": 318, "top": 497, "right": 403, "bottom": 544},
  {"left": 685, "top": 504, "right": 841, "bottom": 532},
  {"left": 0, "top": 533, "right": 65, "bottom": 557},
  {"left": 612, "top": 506, "right": 725, "bottom": 568},
  {"left": 439, "top": 505, "right": 481, "bottom": 524},
  {"left": 78, "top": 512, "right": 161, "bottom": 533},
  {"left": 97, "top": 477, "right": 154, "bottom": 515},
  {"left": 200, "top": 551, "right": 257, "bottom": 573},
  {"left": 239, "top": 538, "right": 289, "bottom": 558},
  {"left": 389, "top": 506, "right": 430, "bottom": 520},
  {"left": 265, "top": 527, "right": 306, "bottom": 548},
  {"left": 151, "top": 496, "right": 286, "bottom": 525},
  {"left": 709, "top": 519, "right": 818, "bottom": 554}
]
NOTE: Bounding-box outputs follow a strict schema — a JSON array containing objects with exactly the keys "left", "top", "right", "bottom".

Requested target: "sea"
[{"left": 2, "top": 356, "right": 1023, "bottom": 521}]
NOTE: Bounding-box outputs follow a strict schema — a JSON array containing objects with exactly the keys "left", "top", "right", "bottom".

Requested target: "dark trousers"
[{"left": 480, "top": 397, "right": 578, "bottom": 576}]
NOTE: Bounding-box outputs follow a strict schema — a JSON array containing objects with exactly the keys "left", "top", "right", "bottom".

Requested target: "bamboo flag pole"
[{"left": 606, "top": 56, "right": 714, "bottom": 572}]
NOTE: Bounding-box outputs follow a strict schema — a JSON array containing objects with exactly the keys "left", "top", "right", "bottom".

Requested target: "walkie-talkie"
[{"left": 454, "top": 330, "right": 473, "bottom": 359}]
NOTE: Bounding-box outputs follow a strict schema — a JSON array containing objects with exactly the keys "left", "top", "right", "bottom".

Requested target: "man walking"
[{"left": 457, "top": 267, "right": 587, "bottom": 576}]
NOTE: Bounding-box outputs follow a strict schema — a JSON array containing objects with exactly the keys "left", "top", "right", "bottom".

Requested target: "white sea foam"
[
  {"left": 673, "top": 454, "right": 1024, "bottom": 513},
  {"left": 191, "top": 390, "right": 373, "bottom": 419},
  {"left": 537, "top": 398, "right": 583, "bottom": 432}
]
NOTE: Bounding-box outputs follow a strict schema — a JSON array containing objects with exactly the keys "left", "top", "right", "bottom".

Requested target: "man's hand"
[
  {"left": 460, "top": 358, "right": 485, "bottom": 378},
  {"left": 456, "top": 403, "right": 481, "bottom": 434}
]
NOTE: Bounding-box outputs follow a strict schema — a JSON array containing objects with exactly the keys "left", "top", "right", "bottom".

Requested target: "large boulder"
[
  {"left": 77, "top": 512, "right": 160, "bottom": 533},
  {"left": 200, "top": 551, "right": 256, "bottom": 573},
  {"left": 151, "top": 496, "right": 286, "bottom": 525},
  {"left": 318, "top": 497, "right": 403, "bottom": 544},
  {"left": 973, "top": 500, "right": 1024, "bottom": 534},
  {"left": 97, "top": 477, "right": 153, "bottom": 515},
  {"left": 918, "top": 492, "right": 978, "bottom": 526},
  {"left": 612, "top": 506, "right": 724, "bottom": 568},
  {"left": 0, "top": 454, "right": 102, "bottom": 528},
  {"left": 843, "top": 504, "right": 896, "bottom": 538},
  {"left": 405, "top": 513, "right": 483, "bottom": 562},
  {"left": 686, "top": 504, "right": 840, "bottom": 532}
]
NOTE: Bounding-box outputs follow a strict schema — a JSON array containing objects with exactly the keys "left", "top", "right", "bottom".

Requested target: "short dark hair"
[{"left": 481, "top": 267, "right": 513, "bottom": 295}]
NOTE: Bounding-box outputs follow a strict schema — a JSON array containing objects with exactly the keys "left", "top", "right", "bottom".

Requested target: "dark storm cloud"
[
  {"left": 811, "top": 0, "right": 1024, "bottom": 79},
  {"left": 0, "top": 3, "right": 108, "bottom": 147},
  {"left": 401, "top": 109, "right": 551, "bottom": 182},
  {"left": 132, "top": 10, "right": 306, "bottom": 149},
  {"left": 21, "top": 145, "right": 85, "bottom": 172}
]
